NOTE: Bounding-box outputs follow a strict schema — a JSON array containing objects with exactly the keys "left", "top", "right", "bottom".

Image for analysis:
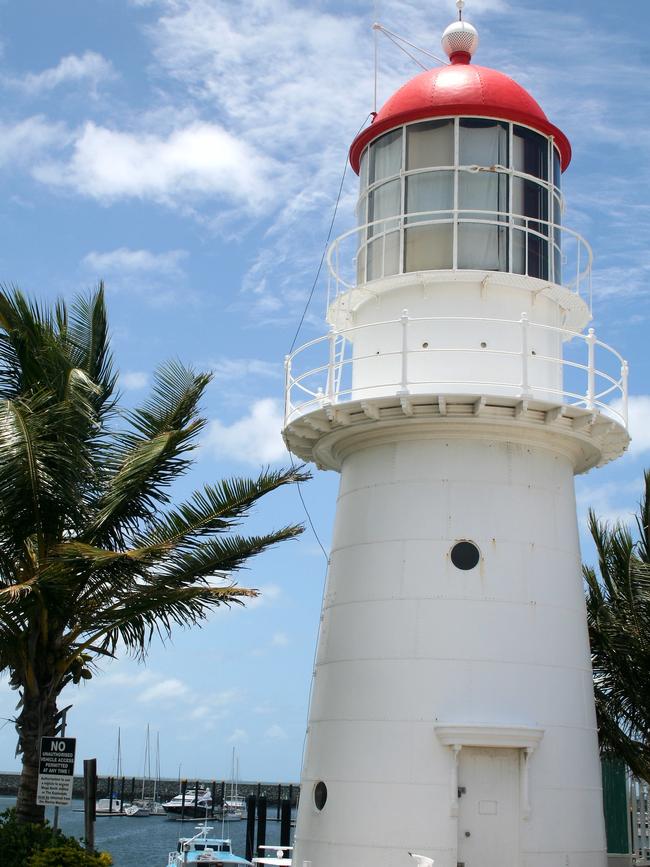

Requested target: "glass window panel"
[
  {"left": 552, "top": 150, "right": 561, "bottom": 191},
  {"left": 406, "top": 120, "right": 454, "bottom": 170},
  {"left": 356, "top": 249, "right": 365, "bottom": 285},
  {"left": 526, "top": 236, "right": 549, "bottom": 280},
  {"left": 512, "top": 225, "right": 526, "bottom": 276},
  {"left": 359, "top": 148, "right": 369, "bottom": 191},
  {"left": 458, "top": 172, "right": 507, "bottom": 216},
  {"left": 356, "top": 226, "right": 368, "bottom": 284},
  {"left": 404, "top": 224, "right": 453, "bottom": 272},
  {"left": 356, "top": 192, "right": 368, "bottom": 228},
  {"left": 459, "top": 119, "right": 508, "bottom": 167},
  {"left": 552, "top": 193, "right": 562, "bottom": 283},
  {"left": 512, "top": 177, "right": 549, "bottom": 280},
  {"left": 406, "top": 171, "right": 453, "bottom": 222},
  {"left": 369, "top": 129, "right": 402, "bottom": 183},
  {"left": 368, "top": 180, "right": 401, "bottom": 237},
  {"left": 513, "top": 125, "right": 548, "bottom": 180},
  {"left": 367, "top": 231, "right": 400, "bottom": 281},
  {"left": 458, "top": 224, "right": 507, "bottom": 271},
  {"left": 513, "top": 177, "right": 549, "bottom": 223}
]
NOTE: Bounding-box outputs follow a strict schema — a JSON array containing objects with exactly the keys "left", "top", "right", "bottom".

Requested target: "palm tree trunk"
[{"left": 15, "top": 687, "right": 58, "bottom": 824}]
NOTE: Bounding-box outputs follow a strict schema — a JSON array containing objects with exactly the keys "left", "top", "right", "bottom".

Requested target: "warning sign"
[{"left": 36, "top": 737, "right": 76, "bottom": 806}]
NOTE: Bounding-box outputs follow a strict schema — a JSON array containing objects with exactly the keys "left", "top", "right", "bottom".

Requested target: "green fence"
[{"left": 602, "top": 758, "right": 630, "bottom": 855}]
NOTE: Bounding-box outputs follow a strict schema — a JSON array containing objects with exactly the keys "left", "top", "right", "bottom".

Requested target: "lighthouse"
[{"left": 283, "top": 6, "right": 630, "bottom": 867}]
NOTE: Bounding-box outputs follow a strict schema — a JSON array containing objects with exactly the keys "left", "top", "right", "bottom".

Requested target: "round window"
[
  {"left": 314, "top": 781, "right": 327, "bottom": 811},
  {"left": 450, "top": 540, "right": 480, "bottom": 571}
]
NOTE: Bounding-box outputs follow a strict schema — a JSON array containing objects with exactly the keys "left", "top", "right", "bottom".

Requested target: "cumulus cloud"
[
  {"left": 271, "top": 632, "right": 289, "bottom": 647},
  {"left": 12, "top": 51, "right": 115, "bottom": 93},
  {"left": 264, "top": 724, "right": 288, "bottom": 740},
  {"left": 204, "top": 399, "right": 287, "bottom": 464},
  {"left": 0, "top": 116, "right": 68, "bottom": 168},
  {"left": 139, "top": 677, "right": 190, "bottom": 703},
  {"left": 577, "top": 478, "right": 641, "bottom": 530},
  {"left": 187, "top": 689, "right": 243, "bottom": 722},
  {"left": 34, "top": 121, "right": 280, "bottom": 210},
  {"left": 83, "top": 247, "right": 187, "bottom": 276},
  {"left": 82, "top": 247, "right": 190, "bottom": 305},
  {"left": 121, "top": 371, "right": 149, "bottom": 390},
  {"left": 227, "top": 728, "right": 248, "bottom": 744},
  {"left": 209, "top": 358, "right": 282, "bottom": 381},
  {"left": 625, "top": 395, "right": 650, "bottom": 456},
  {"left": 246, "top": 583, "right": 282, "bottom": 610}
]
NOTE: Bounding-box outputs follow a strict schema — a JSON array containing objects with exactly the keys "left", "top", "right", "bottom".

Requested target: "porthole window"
[
  {"left": 314, "top": 781, "right": 327, "bottom": 811},
  {"left": 450, "top": 541, "right": 480, "bottom": 571}
]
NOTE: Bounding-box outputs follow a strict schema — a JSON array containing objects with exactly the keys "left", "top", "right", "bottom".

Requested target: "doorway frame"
[{"left": 435, "top": 724, "right": 544, "bottom": 819}]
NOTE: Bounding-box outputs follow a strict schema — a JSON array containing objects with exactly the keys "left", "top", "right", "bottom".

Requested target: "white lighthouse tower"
[{"left": 283, "top": 7, "right": 630, "bottom": 867}]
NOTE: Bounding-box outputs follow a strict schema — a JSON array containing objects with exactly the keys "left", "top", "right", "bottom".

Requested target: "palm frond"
[
  {"left": 0, "top": 287, "right": 307, "bottom": 810},
  {"left": 585, "top": 477, "right": 650, "bottom": 771},
  {"left": 159, "top": 526, "right": 304, "bottom": 584},
  {"left": 132, "top": 466, "right": 310, "bottom": 550}
]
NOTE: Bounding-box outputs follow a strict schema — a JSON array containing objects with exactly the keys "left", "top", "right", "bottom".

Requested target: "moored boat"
[
  {"left": 95, "top": 797, "right": 131, "bottom": 816},
  {"left": 252, "top": 846, "right": 292, "bottom": 866},
  {"left": 167, "top": 822, "right": 252, "bottom": 866},
  {"left": 163, "top": 787, "right": 213, "bottom": 818}
]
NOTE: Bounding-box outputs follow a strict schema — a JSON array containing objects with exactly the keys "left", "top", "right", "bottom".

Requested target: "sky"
[{"left": 0, "top": 0, "right": 648, "bottom": 791}]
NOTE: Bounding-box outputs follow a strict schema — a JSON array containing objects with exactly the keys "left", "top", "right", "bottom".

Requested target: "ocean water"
[{"left": 0, "top": 796, "right": 292, "bottom": 867}]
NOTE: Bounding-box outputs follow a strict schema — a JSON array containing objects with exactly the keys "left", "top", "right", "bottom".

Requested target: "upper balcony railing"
[
  {"left": 284, "top": 313, "right": 628, "bottom": 430},
  {"left": 326, "top": 210, "right": 593, "bottom": 310}
]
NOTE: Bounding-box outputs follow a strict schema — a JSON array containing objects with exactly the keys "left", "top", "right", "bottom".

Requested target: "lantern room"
[
  {"left": 348, "top": 20, "right": 571, "bottom": 287},
  {"left": 283, "top": 8, "right": 628, "bottom": 463}
]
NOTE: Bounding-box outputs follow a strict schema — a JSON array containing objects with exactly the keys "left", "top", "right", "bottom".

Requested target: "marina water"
[{"left": 0, "top": 796, "right": 291, "bottom": 867}]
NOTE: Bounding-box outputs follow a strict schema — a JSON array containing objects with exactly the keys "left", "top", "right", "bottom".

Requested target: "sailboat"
[
  {"left": 131, "top": 726, "right": 166, "bottom": 815},
  {"left": 95, "top": 728, "right": 136, "bottom": 816},
  {"left": 217, "top": 748, "right": 245, "bottom": 821}
]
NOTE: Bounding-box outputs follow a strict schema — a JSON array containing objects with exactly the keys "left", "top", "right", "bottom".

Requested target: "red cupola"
[{"left": 350, "top": 19, "right": 571, "bottom": 173}]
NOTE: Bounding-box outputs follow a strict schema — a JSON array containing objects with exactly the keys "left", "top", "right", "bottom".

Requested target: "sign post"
[{"left": 36, "top": 737, "right": 76, "bottom": 807}]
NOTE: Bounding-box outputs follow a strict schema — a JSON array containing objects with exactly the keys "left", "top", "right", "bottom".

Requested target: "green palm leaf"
[
  {"left": 0, "top": 285, "right": 308, "bottom": 824},
  {"left": 585, "top": 470, "right": 650, "bottom": 779}
]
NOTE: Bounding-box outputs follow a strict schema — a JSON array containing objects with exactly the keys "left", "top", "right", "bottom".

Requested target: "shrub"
[
  {"left": 28, "top": 843, "right": 113, "bottom": 866},
  {"left": 0, "top": 809, "right": 112, "bottom": 867}
]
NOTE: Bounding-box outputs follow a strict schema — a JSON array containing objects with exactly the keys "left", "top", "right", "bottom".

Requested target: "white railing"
[
  {"left": 284, "top": 313, "right": 628, "bottom": 429},
  {"left": 630, "top": 777, "right": 650, "bottom": 861},
  {"left": 326, "top": 211, "right": 593, "bottom": 309}
]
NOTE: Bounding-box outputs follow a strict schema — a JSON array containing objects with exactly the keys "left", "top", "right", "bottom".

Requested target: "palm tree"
[
  {"left": 0, "top": 285, "right": 308, "bottom": 823},
  {"left": 584, "top": 470, "right": 650, "bottom": 780}
]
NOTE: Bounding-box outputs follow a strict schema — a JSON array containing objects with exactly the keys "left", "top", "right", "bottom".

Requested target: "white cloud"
[
  {"left": 83, "top": 247, "right": 187, "bottom": 277},
  {"left": 271, "top": 632, "right": 289, "bottom": 647},
  {"left": 14, "top": 51, "right": 115, "bottom": 93},
  {"left": 625, "top": 395, "right": 650, "bottom": 456},
  {"left": 210, "top": 358, "right": 282, "bottom": 381},
  {"left": 0, "top": 116, "right": 68, "bottom": 168},
  {"left": 35, "top": 121, "right": 279, "bottom": 210},
  {"left": 121, "top": 371, "right": 149, "bottom": 390},
  {"left": 102, "top": 670, "right": 155, "bottom": 688},
  {"left": 227, "top": 728, "right": 248, "bottom": 744},
  {"left": 264, "top": 724, "right": 287, "bottom": 740},
  {"left": 82, "top": 247, "right": 191, "bottom": 306},
  {"left": 204, "top": 399, "right": 287, "bottom": 464},
  {"left": 187, "top": 690, "right": 242, "bottom": 722},
  {"left": 246, "top": 583, "right": 282, "bottom": 610},
  {"left": 139, "top": 678, "right": 190, "bottom": 703},
  {"left": 252, "top": 703, "right": 274, "bottom": 715},
  {"left": 576, "top": 476, "right": 642, "bottom": 532}
]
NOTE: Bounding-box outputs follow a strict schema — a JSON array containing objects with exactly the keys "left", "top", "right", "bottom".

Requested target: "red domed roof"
[{"left": 349, "top": 61, "right": 571, "bottom": 173}]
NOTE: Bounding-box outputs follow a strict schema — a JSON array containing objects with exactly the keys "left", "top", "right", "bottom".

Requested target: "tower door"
[{"left": 457, "top": 747, "right": 520, "bottom": 867}]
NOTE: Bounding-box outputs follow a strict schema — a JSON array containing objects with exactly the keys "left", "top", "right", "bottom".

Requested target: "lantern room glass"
[{"left": 356, "top": 118, "right": 562, "bottom": 285}]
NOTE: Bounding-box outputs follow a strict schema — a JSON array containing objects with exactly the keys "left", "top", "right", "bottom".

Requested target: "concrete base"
[{"left": 607, "top": 856, "right": 633, "bottom": 867}]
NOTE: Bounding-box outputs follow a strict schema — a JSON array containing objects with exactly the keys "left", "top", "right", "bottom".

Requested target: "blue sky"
[{"left": 0, "top": 0, "right": 648, "bottom": 789}]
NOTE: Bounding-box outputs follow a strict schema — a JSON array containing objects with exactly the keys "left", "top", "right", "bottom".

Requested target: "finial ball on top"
[{"left": 441, "top": 18, "right": 479, "bottom": 62}]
